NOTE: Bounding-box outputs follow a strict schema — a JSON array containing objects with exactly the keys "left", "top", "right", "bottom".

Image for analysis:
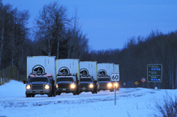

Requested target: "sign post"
[{"left": 111, "top": 72, "right": 120, "bottom": 105}]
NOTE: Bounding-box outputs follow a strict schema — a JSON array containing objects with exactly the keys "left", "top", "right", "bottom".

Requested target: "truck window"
[
  {"left": 80, "top": 78, "right": 92, "bottom": 82},
  {"left": 29, "top": 77, "right": 48, "bottom": 82},
  {"left": 98, "top": 78, "right": 110, "bottom": 81},
  {"left": 57, "top": 77, "right": 74, "bottom": 82}
]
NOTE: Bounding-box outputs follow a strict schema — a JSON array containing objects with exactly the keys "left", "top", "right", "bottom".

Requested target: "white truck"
[
  {"left": 97, "top": 63, "right": 119, "bottom": 91},
  {"left": 25, "top": 56, "right": 56, "bottom": 97},
  {"left": 79, "top": 61, "right": 97, "bottom": 94},
  {"left": 55, "top": 59, "right": 80, "bottom": 95}
]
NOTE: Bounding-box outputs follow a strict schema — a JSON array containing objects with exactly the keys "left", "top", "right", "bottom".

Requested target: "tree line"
[{"left": 0, "top": 1, "right": 177, "bottom": 89}]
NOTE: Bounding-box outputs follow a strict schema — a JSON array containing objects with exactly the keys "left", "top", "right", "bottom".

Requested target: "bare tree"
[{"left": 34, "top": 2, "right": 68, "bottom": 57}]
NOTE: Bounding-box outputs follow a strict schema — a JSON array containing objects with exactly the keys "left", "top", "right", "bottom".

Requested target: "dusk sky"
[{"left": 3, "top": 0, "right": 177, "bottom": 50}]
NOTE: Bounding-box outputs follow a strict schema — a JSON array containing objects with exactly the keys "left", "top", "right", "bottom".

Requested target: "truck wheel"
[
  {"left": 26, "top": 94, "right": 31, "bottom": 97},
  {"left": 32, "top": 94, "right": 35, "bottom": 97},
  {"left": 48, "top": 92, "right": 52, "bottom": 97},
  {"left": 57, "top": 92, "right": 61, "bottom": 95},
  {"left": 110, "top": 90, "right": 114, "bottom": 92},
  {"left": 73, "top": 90, "right": 77, "bottom": 95},
  {"left": 52, "top": 91, "right": 56, "bottom": 97}
]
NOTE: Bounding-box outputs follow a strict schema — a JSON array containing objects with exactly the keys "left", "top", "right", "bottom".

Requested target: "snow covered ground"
[{"left": 0, "top": 80, "right": 176, "bottom": 117}]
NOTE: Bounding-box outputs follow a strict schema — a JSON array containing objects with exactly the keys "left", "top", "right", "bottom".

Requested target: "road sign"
[
  {"left": 147, "top": 64, "right": 162, "bottom": 82},
  {"left": 141, "top": 78, "right": 146, "bottom": 83},
  {"left": 111, "top": 73, "right": 120, "bottom": 81},
  {"left": 135, "top": 81, "right": 139, "bottom": 85}
]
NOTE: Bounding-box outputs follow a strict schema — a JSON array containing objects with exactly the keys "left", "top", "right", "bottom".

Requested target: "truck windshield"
[
  {"left": 98, "top": 78, "right": 110, "bottom": 81},
  {"left": 57, "top": 77, "right": 74, "bottom": 82},
  {"left": 80, "top": 78, "right": 92, "bottom": 82},
  {"left": 29, "top": 77, "right": 48, "bottom": 82}
]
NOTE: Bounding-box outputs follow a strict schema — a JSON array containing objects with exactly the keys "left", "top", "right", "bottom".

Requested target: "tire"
[
  {"left": 73, "top": 90, "right": 77, "bottom": 95},
  {"left": 110, "top": 90, "right": 114, "bottom": 92},
  {"left": 52, "top": 90, "right": 56, "bottom": 97},
  {"left": 57, "top": 92, "right": 61, "bottom": 95},
  {"left": 32, "top": 94, "right": 35, "bottom": 97},
  {"left": 48, "top": 92, "right": 52, "bottom": 97},
  {"left": 26, "top": 94, "right": 31, "bottom": 97}
]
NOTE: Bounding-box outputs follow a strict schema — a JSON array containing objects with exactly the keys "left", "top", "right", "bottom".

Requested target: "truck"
[
  {"left": 55, "top": 59, "right": 80, "bottom": 95},
  {"left": 79, "top": 61, "right": 97, "bottom": 94},
  {"left": 25, "top": 56, "right": 56, "bottom": 97},
  {"left": 97, "top": 63, "right": 119, "bottom": 92}
]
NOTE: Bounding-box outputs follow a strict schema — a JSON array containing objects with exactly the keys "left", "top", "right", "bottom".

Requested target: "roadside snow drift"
[{"left": 0, "top": 80, "right": 177, "bottom": 117}]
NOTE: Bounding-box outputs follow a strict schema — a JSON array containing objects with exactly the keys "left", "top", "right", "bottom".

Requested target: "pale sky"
[{"left": 3, "top": 0, "right": 177, "bottom": 50}]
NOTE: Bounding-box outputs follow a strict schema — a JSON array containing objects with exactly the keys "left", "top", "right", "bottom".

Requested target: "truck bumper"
[
  {"left": 79, "top": 87, "right": 94, "bottom": 92},
  {"left": 26, "top": 89, "right": 50, "bottom": 95},
  {"left": 56, "top": 88, "right": 75, "bottom": 93}
]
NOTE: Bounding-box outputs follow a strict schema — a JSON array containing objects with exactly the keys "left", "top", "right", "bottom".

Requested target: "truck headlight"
[
  {"left": 89, "top": 84, "right": 94, "bottom": 88},
  {"left": 107, "top": 83, "right": 112, "bottom": 88},
  {"left": 26, "top": 85, "right": 31, "bottom": 89},
  {"left": 45, "top": 84, "right": 50, "bottom": 89},
  {"left": 70, "top": 84, "right": 76, "bottom": 89},
  {"left": 114, "top": 83, "right": 119, "bottom": 88},
  {"left": 56, "top": 84, "right": 58, "bottom": 88}
]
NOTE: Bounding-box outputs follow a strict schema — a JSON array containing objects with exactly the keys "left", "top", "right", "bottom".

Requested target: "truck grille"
[
  {"left": 80, "top": 83, "right": 89, "bottom": 88},
  {"left": 58, "top": 84, "right": 70, "bottom": 88},
  {"left": 99, "top": 83, "right": 107, "bottom": 88},
  {"left": 32, "top": 84, "right": 43, "bottom": 90}
]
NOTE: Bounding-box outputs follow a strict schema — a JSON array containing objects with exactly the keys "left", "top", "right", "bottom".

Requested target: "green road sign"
[{"left": 147, "top": 64, "right": 162, "bottom": 82}]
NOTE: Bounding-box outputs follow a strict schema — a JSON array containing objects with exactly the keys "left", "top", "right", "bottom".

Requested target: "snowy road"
[{"left": 0, "top": 80, "right": 176, "bottom": 117}]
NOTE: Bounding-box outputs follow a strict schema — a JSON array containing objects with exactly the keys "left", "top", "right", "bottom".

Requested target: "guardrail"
[{"left": 0, "top": 65, "right": 26, "bottom": 85}]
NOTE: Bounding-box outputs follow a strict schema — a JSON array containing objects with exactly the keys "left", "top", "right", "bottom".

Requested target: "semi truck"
[
  {"left": 97, "top": 63, "right": 119, "bottom": 92},
  {"left": 79, "top": 61, "right": 97, "bottom": 94},
  {"left": 55, "top": 59, "right": 80, "bottom": 95},
  {"left": 25, "top": 56, "right": 56, "bottom": 97}
]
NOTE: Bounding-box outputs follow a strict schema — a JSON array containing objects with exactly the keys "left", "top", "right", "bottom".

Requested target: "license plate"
[
  {"left": 82, "top": 87, "right": 86, "bottom": 90},
  {"left": 62, "top": 89, "right": 66, "bottom": 91}
]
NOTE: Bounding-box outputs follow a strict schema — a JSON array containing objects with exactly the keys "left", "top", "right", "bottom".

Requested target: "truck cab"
[
  {"left": 97, "top": 75, "right": 119, "bottom": 92},
  {"left": 79, "top": 76, "right": 97, "bottom": 94},
  {"left": 56, "top": 74, "right": 80, "bottom": 95},
  {"left": 25, "top": 74, "right": 56, "bottom": 97}
]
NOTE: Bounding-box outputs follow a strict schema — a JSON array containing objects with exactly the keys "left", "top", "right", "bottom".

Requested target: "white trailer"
[
  {"left": 97, "top": 63, "right": 114, "bottom": 77},
  {"left": 114, "top": 64, "right": 119, "bottom": 73},
  {"left": 55, "top": 59, "right": 80, "bottom": 79},
  {"left": 27, "top": 56, "right": 56, "bottom": 81},
  {"left": 80, "top": 61, "right": 97, "bottom": 80}
]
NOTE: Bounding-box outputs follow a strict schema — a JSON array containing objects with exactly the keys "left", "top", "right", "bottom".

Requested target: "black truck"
[
  {"left": 79, "top": 76, "right": 97, "bottom": 94},
  {"left": 25, "top": 74, "right": 56, "bottom": 97},
  {"left": 56, "top": 74, "right": 80, "bottom": 95}
]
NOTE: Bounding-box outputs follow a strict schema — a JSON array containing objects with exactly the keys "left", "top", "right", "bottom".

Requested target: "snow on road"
[{"left": 0, "top": 80, "right": 176, "bottom": 117}]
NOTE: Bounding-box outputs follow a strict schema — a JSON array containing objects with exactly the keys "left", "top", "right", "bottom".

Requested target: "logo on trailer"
[
  {"left": 58, "top": 66, "right": 70, "bottom": 76},
  {"left": 31, "top": 64, "right": 45, "bottom": 75},
  {"left": 98, "top": 69, "right": 107, "bottom": 77},
  {"left": 80, "top": 68, "right": 89, "bottom": 77}
]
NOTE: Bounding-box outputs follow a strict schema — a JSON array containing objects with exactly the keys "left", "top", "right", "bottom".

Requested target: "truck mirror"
[
  {"left": 23, "top": 81, "right": 28, "bottom": 84},
  {"left": 78, "top": 81, "right": 80, "bottom": 84}
]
